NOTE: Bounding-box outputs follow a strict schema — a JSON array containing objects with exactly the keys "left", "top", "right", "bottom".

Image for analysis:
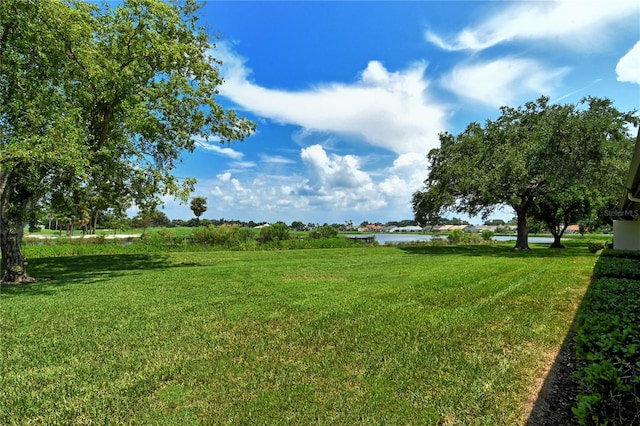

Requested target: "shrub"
[
  {"left": 235, "top": 227, "right": 254, "bottom": 242},
  {"left": 447, "top": 229, "right": 464, "bottom": 244},
  {"left": 140, "top": 231, "right": 165, "bottom": 247},
  {"left": 209, "top": 226, "right": 239, "bottom": 247},
  {"left": 588, "top": 241, "right": 607, "bottom": 253},
  {"left": 259, "top": 223, "right": 290, "bottom": 243},
  {"left": 600, "top": 249, "right": 640, "bottom": 260},
  {"left": 593, "top": 256, "right": 640, "bottom": 280},
  {"left": 156, "top": 228, "right": 175, "bottom": 244},
  {"left": 481, "top": 229, "right": 495, "bottom": 241},
  {"left": 462, "top": 233, "right": 483, "bottom": 245},
  {"left": 191, "top": 225, "right": 255, "bottom": 248},
  {"left": 573, "top": 254, "right": 640, "bottom": 425},
  {"left": 191, "top": 226, "right": 211, "bottom": 245},
  {"left": 309, "top": 225, "right": 338, "bottom": 239},
  {"left": 264, "top": 236, "right": 360, "bottom": 250},
  {"left": 430, "top": 236, "right": 447, "bottom": 246}
]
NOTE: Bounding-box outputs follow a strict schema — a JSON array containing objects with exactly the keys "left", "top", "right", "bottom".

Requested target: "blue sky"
[{"left": 158, "top": 1, "right": 640, "bottom": 225}]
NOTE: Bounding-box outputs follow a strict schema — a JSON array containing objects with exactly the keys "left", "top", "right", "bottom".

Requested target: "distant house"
[
  {"left": 465, "top": 225, "right": 497, "bottom": 233},
  {"left": 565, "top": 224, "right": 581, "bottom": 234},
  {"left": 433, "top": 224, "right": 469, "bottom": 232},
  {"left": 390, "top": 225, "right": 423, "bottom": 233},
  {"left": 357, "top": 224, "right": 383, "bottom": 232}
]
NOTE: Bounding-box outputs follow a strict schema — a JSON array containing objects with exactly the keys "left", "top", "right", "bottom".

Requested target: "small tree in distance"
[{"left": 190, "top": 197, "right": 207, "bottom": 226}]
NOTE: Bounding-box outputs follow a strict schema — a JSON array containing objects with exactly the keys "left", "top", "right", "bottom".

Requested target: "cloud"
[
  {"left": 214, "top": 43, "right": 448, "bottom": 156},
  {"left": 217, "top": 172, "right": 231, "bottom": 182},
  {"left": 260, "top": 154, "right": 296, "bottom": 164},
  {"left": 229, "top": 161, "right": 256, "bottom": 169},
  {"left": 186, "top": 145, "right": 429, "bottom": 223},
  {"left": 379, "top": 152, "right": 429, "bottom": 204},
  {"left": 193, "top": 136, "right": 244, "bottom": 160},
  {"left": 427, "top": 0, "right": 639, "bottom": 52},
  {"left": 616, "top": 41, "right": 640, "bottom": 85},
  {"left": 301, "top": 144, "right": 372, "bottom": 190},
  {"left": 441, "top": 58, "right": 570, "bottom": 107}
]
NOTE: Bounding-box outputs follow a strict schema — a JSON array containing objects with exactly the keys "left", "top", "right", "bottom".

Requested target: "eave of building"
[{"left": 619, "top": 128, "right": 640, "bottom": 216}]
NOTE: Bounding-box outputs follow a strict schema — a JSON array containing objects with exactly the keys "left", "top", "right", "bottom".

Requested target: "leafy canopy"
[
  {"left": 413, "top": 96, "right": 637, "bottom": 249},
  {"left": 0, "top": 0, "right": 255, "bottom": 281}
]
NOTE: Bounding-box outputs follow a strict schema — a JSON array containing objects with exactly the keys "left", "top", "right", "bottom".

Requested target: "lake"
[{"left": 347, "top": 234, "right": 558, "bottom": 245}]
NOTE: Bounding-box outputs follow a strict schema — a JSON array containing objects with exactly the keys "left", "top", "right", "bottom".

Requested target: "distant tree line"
[{"left": 34, "top": 210, "right": 430, "bottom": 234}]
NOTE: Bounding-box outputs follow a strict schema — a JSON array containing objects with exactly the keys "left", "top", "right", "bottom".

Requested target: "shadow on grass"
[
  {"left": 524, "top": 250, "right": 638, "bottom": 425},
  {"left": 397, "top": 240, "right": 594, "bottom": 259},
  {"left": 1, "top": 254, "right": 178, "bottom": 296},
  {"left": 526, "top": 308, "right": 582, "bottom": 425}
]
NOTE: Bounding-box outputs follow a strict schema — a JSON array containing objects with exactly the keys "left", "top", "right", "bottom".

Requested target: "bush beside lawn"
[{"left": 573, "top": 249, "right": 640, "bottom": 425}]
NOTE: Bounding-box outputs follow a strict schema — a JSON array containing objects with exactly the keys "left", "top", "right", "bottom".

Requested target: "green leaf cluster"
[
  {"left": 573, "top": 251, "right": 640, "bottom": 425},
  {"left": 308, "top": 225, "right": 339, "bottom": 239},
  {"left": 259, "top": 222, "right": 290, "bottom": 243},
  {"left": 191, "top": 225, "right": 257, "bottom": 249}
]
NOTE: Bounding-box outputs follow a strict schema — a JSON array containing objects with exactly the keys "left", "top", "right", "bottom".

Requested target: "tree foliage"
[
  {"left": 259, "top": 222, "right": 290, "bottom": 243},
  {"left": 0, "top": 0, "right": 255, "bottom": 282},
  {"left": 190, "top": 196, "right": 207, "bottom": 225},
  {"left": 413, "top": 96, "right": 636, "bottom": 250},
  {"left": 309, "top": 225, "right": 338, "bottom": 239}
]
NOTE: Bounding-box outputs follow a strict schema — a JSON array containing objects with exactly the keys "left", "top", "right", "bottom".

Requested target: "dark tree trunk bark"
[
  {"left": 514, "top": 211, "right": 531, "bottom": 250},
  {"left": 92, "top": 211, "right": 99, "bottom": 235},
  {"left": 513, "top": 195, "right": 534, "bottom": 251},
  {"left": 550, "top": 235, "right": 565, "bottom": 248},
  {"left": 0, "top": 170, "right": 36, "bottom": 284},
  {"left": 549, "top": 223, "right": 567, "bottom": 249},
  {"left": 0, "top": 223, "right": 33, "bottom": 283}
]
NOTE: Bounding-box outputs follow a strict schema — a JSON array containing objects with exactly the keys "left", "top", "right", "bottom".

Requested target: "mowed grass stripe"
[{"left": 1, "top": 244, "right": 594, "bottom": 425}]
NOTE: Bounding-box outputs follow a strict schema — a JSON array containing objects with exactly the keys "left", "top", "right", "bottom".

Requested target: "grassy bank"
[{"left": 1, "top": 243, "right": 596, "bottom": 424}]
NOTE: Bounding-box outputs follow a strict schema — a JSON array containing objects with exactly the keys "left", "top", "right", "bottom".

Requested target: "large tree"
[
  {"left": 529, "top": 98, "right": 636, "bottom": 247},
  {"left": 412, "top": 97, "right": 636, "bottom": 250},
  {"left": 1, "top": 0, "right": 89, "bottom": 282},
  {"left": 0, "top": 0, "right": 255, "bottom": 283}
]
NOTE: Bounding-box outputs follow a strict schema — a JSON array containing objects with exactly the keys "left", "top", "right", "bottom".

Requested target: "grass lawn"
[{"left": 0, "top": 242, "right": 596, "bottom": 425}]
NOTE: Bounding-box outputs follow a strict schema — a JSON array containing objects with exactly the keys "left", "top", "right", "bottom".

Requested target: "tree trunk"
[
  {"left": 92, "top": 211, "right": 99, "bottom": 235},
  {"left": 512, "top": 194, "right": 535, "bottom": 251},
  {"left": 0, "top": 173, "right": 35, "bottom": 284},
  {"left": 549, "top": 223, "right": 567, "bottom": 249},
  {"left": 514, "top": 211, "right": 530, "bottom": 250},
  {"left": 550, "top": 234, "right": 564, "bottom": 248},
  {"left": 0, "top": 223, "right": 33, "bottom": 283}
]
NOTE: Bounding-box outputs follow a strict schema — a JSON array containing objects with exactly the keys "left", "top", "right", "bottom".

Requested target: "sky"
[{"left": 157, "top": 0, "right": 640, "bottom": 226}]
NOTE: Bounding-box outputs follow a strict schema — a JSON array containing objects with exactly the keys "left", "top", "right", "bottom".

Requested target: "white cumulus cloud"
[
  {"left": 301, "top": 144, "right": 372, "bottom": 190},
  {"left": 214, "top": 43, "right": 448, "bottom": 156},
  {"left": 616, "top": 41, "right": 640, "bottom": 85}
]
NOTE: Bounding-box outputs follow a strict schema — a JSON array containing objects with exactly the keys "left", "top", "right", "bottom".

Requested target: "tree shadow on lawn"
[
  {"left": 1, "top": 254, "right": 195, "bottom": 297},
  {"left": 525, "top": 312, "right": 581, "bottom": 425},
  {"left": 397, "top": 241, "right": 594, "bottom": 259}
]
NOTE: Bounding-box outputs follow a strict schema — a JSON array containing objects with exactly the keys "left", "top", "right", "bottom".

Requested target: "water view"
[{"left": 349, "top": 234, "right": 559, "bottom": 245}]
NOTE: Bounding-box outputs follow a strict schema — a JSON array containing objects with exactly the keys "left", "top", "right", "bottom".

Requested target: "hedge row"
[{"left": 573, "top": 249, "right": 640, "bottom": 425}]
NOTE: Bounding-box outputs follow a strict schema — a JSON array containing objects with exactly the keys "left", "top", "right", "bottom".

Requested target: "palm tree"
[{"left": 190, "top": 196, "right": 207, "bottom": 226}]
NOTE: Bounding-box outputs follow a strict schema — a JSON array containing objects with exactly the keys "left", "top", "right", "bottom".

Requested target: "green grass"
[{"left": 1, "top": 243, "right": 596, "bottom": 425}]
